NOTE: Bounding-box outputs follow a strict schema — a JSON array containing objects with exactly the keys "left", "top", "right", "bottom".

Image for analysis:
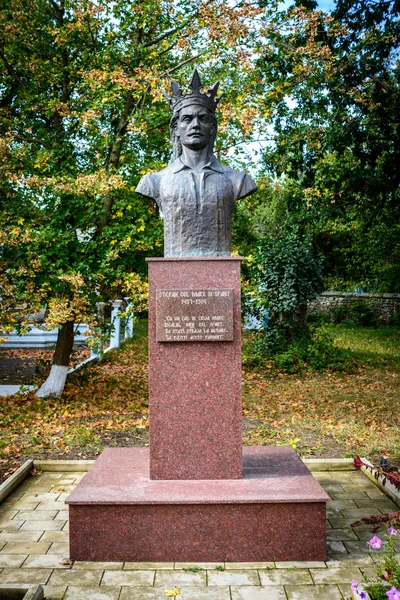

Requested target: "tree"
[
  {"left": 255, "top": 0, "right": 400, "bottom": 291},
  {"left": 1, "top": 0, "right": 278, "bottom": 396}
]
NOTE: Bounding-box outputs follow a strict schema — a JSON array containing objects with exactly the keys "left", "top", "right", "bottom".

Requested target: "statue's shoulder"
[
  {"left": 218, "top": 162, "right": 258, "bottom": 201},
  {"left": 136, "top": 169, "right": 167, "bottom": 202}
]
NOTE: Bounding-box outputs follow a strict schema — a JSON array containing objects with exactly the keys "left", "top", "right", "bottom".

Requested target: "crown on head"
[{"left": 163, "top": 68, "right": 222, "bottom": 115}]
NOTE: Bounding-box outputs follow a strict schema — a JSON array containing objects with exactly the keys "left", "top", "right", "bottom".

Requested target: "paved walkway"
[{"left": 1, "top": 467, "right": 399, "bottom": 599}]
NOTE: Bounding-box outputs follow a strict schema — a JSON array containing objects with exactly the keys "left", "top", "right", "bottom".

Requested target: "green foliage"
[
  {"left": 249, "top": 228, "right": 324, "bottom": 334},
  {"left": 255, "top": 0, "right": 400, "bottom": 292},
  {"left": 243, "top": 324, "right": 351, "bottom": 374}
]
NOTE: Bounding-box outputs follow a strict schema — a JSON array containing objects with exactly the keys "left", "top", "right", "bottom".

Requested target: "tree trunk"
[
  {"left": 36, "top": 320, "right": 75, "bottom": 398},
  {"left": 294, "top": 304, "right": 308, "bottom": 333}
]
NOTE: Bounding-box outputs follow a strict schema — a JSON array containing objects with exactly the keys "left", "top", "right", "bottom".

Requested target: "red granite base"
[
  {"left": 67, "top": 447, "right": 329, "bottom": 562},
  {"left": 147, "top": 258, "right": 243, "bottom": 480}
]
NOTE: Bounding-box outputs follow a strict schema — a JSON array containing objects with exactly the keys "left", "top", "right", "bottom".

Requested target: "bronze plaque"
[{"left": 156, "top": 289, "right": 234, "bottom": 342}]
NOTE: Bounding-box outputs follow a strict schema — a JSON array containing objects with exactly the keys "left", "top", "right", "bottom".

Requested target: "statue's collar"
[{"left": 171, "top": 155, "right": 225, "bottom": 174}]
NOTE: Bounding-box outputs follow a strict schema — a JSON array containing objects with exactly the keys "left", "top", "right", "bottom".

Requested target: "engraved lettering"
[{"left": 156, "top": 289, "right": 234, "bottom": 342}]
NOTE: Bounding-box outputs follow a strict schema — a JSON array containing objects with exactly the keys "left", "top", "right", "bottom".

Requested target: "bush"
[{"left": 243, "top": 325, "right": 352, "bottom": 374}]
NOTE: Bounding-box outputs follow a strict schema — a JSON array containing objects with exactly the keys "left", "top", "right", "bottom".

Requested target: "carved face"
[{"left": 175, "top": 105, "right": 215, "bottom": 150}]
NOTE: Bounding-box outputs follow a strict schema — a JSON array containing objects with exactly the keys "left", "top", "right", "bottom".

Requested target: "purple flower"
[
  {"left": 387, "top": 587, "right": 400, "bottom": 600},
  {"left": 351, "top": 580, "right": 367, "bottom": 598},
  {"left": 368, "top": 535, "right": 382, "bottom": 549},
  {"left": 387, "top": 526, "right": 398, "bottom": 536}
]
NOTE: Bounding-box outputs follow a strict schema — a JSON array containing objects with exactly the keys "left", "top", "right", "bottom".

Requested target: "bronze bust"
[{"left": 136, "top": 69, "right": 257, "bottom": 257}]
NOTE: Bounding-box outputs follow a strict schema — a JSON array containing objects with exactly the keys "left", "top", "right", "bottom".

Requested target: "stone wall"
[{"left": 309, "top": 292, "right": 400, "bottom": 323}]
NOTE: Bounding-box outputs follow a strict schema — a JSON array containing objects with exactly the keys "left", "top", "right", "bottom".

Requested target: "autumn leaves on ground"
[{"left": 1, "top": 321, "right": 399, "bottom": 483}]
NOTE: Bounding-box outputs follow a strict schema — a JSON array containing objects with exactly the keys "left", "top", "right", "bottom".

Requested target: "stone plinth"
[
  {"left": 67, "top": 446, "right": 329, "bottom": 562},
  {"left": 146, "top": 257, "right": 242, "bottom": 480}
]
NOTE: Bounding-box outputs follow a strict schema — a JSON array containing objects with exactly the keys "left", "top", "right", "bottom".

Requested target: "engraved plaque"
[{"left": 156, "top": 289, "right": 234, "bottom": 342}]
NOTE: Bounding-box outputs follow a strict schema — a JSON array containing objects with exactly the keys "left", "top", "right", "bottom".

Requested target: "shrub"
[{"left": 243, "top": 325, "right": 352, "bottom": 374}]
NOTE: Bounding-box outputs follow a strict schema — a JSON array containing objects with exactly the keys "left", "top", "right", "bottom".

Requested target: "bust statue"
[{"left": 136, "top": 69, "right": 257, "bottom": 257}]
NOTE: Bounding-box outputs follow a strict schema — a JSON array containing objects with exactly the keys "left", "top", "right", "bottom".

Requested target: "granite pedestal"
[
  {"left": 67, "top": 446, "right": 329, "bottom": 562},
  {"left": 147, "top": 257, "right": 243, "bottom": 480},
  {"left": 67, "top": 257, "right": 329, "bottom": 562}
]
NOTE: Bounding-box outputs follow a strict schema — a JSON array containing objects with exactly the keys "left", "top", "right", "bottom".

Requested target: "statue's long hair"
[{"left": 169, "top": 108, "right": 217, "bottom": 161}]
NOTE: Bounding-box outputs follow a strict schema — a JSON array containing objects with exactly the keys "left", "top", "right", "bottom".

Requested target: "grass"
[
  {"left": 242, "top": 324, "right": 400, "bottom": 463},
  {"left": 0, "top": 320, "right": 399, "bottom": 482}
]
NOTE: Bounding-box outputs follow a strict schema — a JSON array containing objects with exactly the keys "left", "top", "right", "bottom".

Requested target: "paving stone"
[
  {"left": 329, "top": 491, "right": 369, "bottom": 500},
  {"left": 19, "top": 484, "right": 58, "bottom": 493},
  {"left": 225, "top": 562, "right": 274, "bottom": 570},
  {"left": 20, "top": 519, "right": 66, "bottom": 531},
  {"left": 338, "top": 582, "right": 354, "bottom": 598},
  {"left": 1, "top": 542, "right": 51, "bottom": 555},
  {"left": 0, "top": 567, "right": 53, "bottom": 584},
  {"left": 310, "top": 566, "right": 362, "bottom": 584},
  {"left": 42, "top": 585, "right": 67, "bottom": 600},
  {"left": 64, "top": 587, "right": 121, "bottom": 600},
  {"left": 327, "top": 556, "right": 373, "bottom": 567},
  {"left": 48, "top": 542, "right": 69, "bottom": 555},
  {"left": 327, "top": 529, "right": 359, "bottom": 541},
  {"left": 231, "top": 586, "right": 286, "bottom": 599},
  {"left": 275, "top": 561, "right": 326, "bottom": 569},
  {"left": 321, "top": 485, "right": 345, "bottom": 493},
  {"left": 54, "top": 511, "right": 69, "bottom": 521},
  {"left": 37, "top": 502, "right": 68, "bottom": 511},
  {"left": 328, "top": 500, "right": 358, "bottom": 509},
  {"left": 0, "top": 510, "right": 19, "bottom": 519},
  {"left": 0, "top": 519, "right": 25, "bottom": 530},
  {"left": 259, "top": 569, "right": 312, "bottom": 586},
  {"left": 101, "top": 569, "right": 156, "bottom": 586},
  {"left": 175, "top": 562, "right": 220, "bottom": 569},
  {"left": 22, "top": 554, "right": 72, "bottom": 568},
  {"left": 341, "top": 483, "right": 373, "bottom": 491},
  {"left": 22, "top": 492, "right": 62, "bottom": 501},
  {"left": 154, "top": 570, "right": 206, "bottom": 586},
  {"left": 207, "top": 570, "right": 259, "bottom": 586},
  {"left": 39, "top": 531, "right": 69, "bottom": 542},
  {"left": 285, "top": 584, "right": 342, "bottom": 599},
  {"left": 17, "top": 510, "right": 58, "bottom": 521},
  {"left": 366, "top": 490, "right": 389, "bottom": 499},
  {"left": 327, "top": 552, "right": 370, "bottom": 563},
  {"left": 0, "top": 530, "right": 43, "bottom": 542},
  {"left": 123, "top": 562, "right": 173, "bottom": 570},
  {"left": 49, "top": 568, "right": 103, "bottom": 586},
  {"left": 119, "top": 587, "right": 231, "bottom": 599},
  {"left": 354, "top": 499, "right": 398, "bottom": 511},
  {"left": 327, "top": 541, "right": 348, "bottom": 554},
  {"left": 0, "top": 554, "right": 28, "bottom": 567},
  {"left": 360, "top": 567, "right": 375, "bottom": 581},
  {"left": 74, "top": 561, "right": 123, "bottom": 570},
  {"left": 4, "top": 501, "right": 40, "bottom": 510},
  {"left": 36, "top": 473, "right": 64, "bottom": 481},
  {"left": 344, "top": 541, "right": 375, "bottom": 554}
]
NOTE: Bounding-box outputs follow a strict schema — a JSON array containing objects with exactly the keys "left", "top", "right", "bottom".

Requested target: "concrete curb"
[
  {"left": 302, "top": 458, "right": 355, "bottom": 471},
  {"left": 360, "top": 458, "right": 400, "bottom": 508},
  {"left": 0, "top": 459, "right": 33, "bottom": 503},
  {"left": 33, "top": 459, "right": 95, "bottom": 472},
  {"left": 0, "top": 584, "right": 44, "bottom": 599}
]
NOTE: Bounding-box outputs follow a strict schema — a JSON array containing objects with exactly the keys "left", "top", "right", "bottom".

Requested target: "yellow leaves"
[
  {"left": 164, "top": 589, "right": 180, "bottom": 598},
  {"left": 116, "top": 211, "right": 123, "bottom": 218},
  {"left": 17, "top": 217, "right": 24, "bottom": 225},
  {"left": 110, "top": 240, "right": 117, "bottom": 246},
  {"left": 137, "top": 225, "right": 145, "bottom": 232},
  {"left": 126, "top": 236, "right": 131, "bottom": 243}
]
